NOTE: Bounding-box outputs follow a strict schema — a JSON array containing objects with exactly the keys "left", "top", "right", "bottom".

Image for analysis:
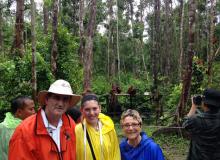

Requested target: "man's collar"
[{"left": 41, "top": 109, "right": 63, "bottom": 129}]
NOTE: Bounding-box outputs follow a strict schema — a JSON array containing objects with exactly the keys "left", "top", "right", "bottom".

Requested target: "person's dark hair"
[
  {"left": 81, "top": 89, "right": 99, "bottom": 107},
  {"left": 202, "top": 88, "right": 220, "bottom": 113},
  {"left": 204, "top": 103, "right": 220, "bottom": 113},
  {"left": 66, "top": 107, "right": 82, "bottom": 122},
  {"left": 11, "top": 96, "right": 32, "bottom": 115},
  {"left": 47, "top": 92, "right": 52, "bottom": 97}
]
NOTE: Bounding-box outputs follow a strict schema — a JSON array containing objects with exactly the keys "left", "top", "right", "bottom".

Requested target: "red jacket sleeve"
[{"left": 8, "top": 127, "right": 36, "bottom": 160}]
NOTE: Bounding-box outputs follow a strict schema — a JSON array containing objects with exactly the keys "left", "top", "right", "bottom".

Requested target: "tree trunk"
[
  {"left": 30, "top": 0, "right": 37, "bottom": 103},
  {"left": 0, "top": 3, "right": 3, "bottom": 50},
  {"left": 83, "top": 0, "right": 97, "bottom": 90},
  {"left": 139, "top": 0, "right": 147, "bottom": 74},
  {"left": 139, "top": 0, "right": 144, "bottom": 24},
  {"left": 179, "top": 0, "right": 185, "bottom": 80},
  {"left": 116, "top": 0, "right": 120, "bottom": 82},
  {"left": 51, "top": 0, "right": 59, "bottom": 77},
  {"left": 43, "top": 4, "right": 49, "bottom": 35},
  {"left": 129, "top": 0, "right": 134, "bottom": 37},
  {"left": 71, "top": 0, "right": 80, "bottom": 35},
  {"left": 153, "top": 0, "right": 161, "bottom": 124},
  {"left": 79, "top": 0, "right": 85, "bottom": 64},
  {"left": 107, "top": 0, "right": 114, "bottom": 80},
  {"left": 207, "top": 0, "right": 215, "bottom": 86},
  {"left": 176, "top": 0, "right": 196, "bottom": 122},
  {"left": 164, "top": 0, "right": 172, "bottom": 79},
  {"left": 128, "top": 0, "right": 136, "bottom": 74},
  {"left": 12, "top": 0, "right": 25, "bottom": 58}
]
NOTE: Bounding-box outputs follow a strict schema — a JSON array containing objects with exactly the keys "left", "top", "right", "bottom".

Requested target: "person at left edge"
[
  {"left": 8, "top": 79, "right": 81, "bottom": 160},
  {"left": 0, "top": 96, "right": 35, "bottom": 160}
]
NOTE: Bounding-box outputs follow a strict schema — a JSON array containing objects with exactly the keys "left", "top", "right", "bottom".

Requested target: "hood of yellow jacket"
[
  {"left": 82, "top": 113, "right": 115, "bottom": 135},
  {"left": 98, "top": 113, "right": 115, "bottom": 134}
]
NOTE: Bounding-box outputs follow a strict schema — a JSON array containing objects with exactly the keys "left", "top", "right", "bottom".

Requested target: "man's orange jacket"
[{"left": 8, "top": 109, "right": 76, "bottom": 160}]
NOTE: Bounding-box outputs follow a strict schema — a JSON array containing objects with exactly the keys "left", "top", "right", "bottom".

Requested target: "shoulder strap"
[{"left": 82, "top": 123, "right": 97, "bottom": 160}]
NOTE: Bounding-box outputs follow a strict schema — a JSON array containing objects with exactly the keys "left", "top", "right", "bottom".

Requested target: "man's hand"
[{"left": 187, "top": 97, "right": 197, "bottom": 117}]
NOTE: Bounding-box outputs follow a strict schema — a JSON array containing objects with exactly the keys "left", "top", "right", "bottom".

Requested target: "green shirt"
[{"left": 0, "top": 112, "right": 22, "bottom": 160}]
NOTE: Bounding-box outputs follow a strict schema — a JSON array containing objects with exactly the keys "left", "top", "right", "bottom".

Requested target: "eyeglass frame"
[{"left": 122, "top": 123, "right": 141, "bottom": 129}]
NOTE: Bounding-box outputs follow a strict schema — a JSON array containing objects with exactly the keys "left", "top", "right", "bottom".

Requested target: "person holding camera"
[{"left": 183, "top": 88, "right": 220, "bottom": 160}]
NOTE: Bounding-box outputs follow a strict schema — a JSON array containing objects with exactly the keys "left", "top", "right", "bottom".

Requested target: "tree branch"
[{"left": 214, "top": 44, "right": 220, "bottom": 57}]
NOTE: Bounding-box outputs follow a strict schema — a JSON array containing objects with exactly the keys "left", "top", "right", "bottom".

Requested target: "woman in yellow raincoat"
[{"left": 75, "top": 92, "right": 120, "bottom": 160}]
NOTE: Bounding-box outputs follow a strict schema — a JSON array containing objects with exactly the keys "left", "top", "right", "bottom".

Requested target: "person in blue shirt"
[{"left": 120, "top": 109, "right": 164, "bottom": 160}]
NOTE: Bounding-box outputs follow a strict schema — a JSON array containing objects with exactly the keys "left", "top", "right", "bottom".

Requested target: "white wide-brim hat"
[{"left": 38, "top": 79, "right": 81, "bottom": 107}]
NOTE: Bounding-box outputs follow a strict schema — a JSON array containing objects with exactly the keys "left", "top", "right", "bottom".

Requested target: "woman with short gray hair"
[{"left": 120, "top": 109, "right": 164, "bottom": 160}]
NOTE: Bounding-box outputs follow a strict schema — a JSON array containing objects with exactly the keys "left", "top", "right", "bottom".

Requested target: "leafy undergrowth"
[{"left": 153, "top": 134, "right": 189, "bottom": 160}]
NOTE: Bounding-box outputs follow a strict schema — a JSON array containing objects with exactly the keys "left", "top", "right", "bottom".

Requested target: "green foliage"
[
  {"left": 197, "top": 1, "right": 206, "bottom": 13},
  {"left": 216, "top": 1, "right": 220, "bottom": 11},
  {"left": 1, "top": 17, "right": 14, "bottom": 53},
  {"left": 43, "top": 0, "right": 52, "bottom": 7},
  {"left": 36, "top": 33, "right": 52, "bottom": 62},
  {"left": 96, "top": 0, "right": 106, "bottom": 25},
  {"left": 61, "top": 0, "right": 79, "bottom": 34},
  {"left": 56, "top": 26, "right": 83, "bottom": 93},
  {"left": 202, "top": 61, "right": 220, "bottom": 90},
  {"left": 92, "top": 75, "right": 111, "bottom": 112},
  {"left": 93, "top": 34, "right": 108, "bottom": 74},
  {"left": 92, "top": 75, "right": 110, "bottom": 94},
  {"left": 164, "top": 84, "right": 182, "bottom": 110},
  {"left": 119, "top": 72, "right": 149, "bottom": 93},
  {"left": 154, "top": 134, "right": 189, "bottom": 160},
  {"left": 191, "top": 56, "right": 204, "bottom": 94},
  {"left": 0, "top": 52, "right": 53, "bottom": 111},
  {"left": 0, "top": 60, "right": 16, "bottom": 110},
  {"left": 36, "top": 25, "right": 83, "bottom": 93},
  {"left": 133, "top": 22, "right": 144, "bottom": 39}
]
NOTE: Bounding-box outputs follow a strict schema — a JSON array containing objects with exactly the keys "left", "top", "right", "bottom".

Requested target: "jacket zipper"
[{"left": 48, "top": 135, "right": 63, "bottom": 160}]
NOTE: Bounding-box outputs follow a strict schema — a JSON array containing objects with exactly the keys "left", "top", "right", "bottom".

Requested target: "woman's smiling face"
[
  {"left": 81, "top": 100, "right": 101, "bottom": 127},
  {"left": 122, "top": 116, "right": 142, "bottom": 141}
]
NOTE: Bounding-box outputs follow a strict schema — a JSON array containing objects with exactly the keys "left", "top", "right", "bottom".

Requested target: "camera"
[{"left": 193, "top": 95, "right": 203, "bottom": 106}]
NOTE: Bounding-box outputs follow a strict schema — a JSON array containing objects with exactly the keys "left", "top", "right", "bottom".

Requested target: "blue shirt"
[{"left": 120, "top": 132, "right": 164, "bottom": 160}]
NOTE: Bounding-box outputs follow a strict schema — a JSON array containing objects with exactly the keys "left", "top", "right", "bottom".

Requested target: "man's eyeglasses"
[{"left": 122, "top": 123, "right": 141, "bottom": 129}]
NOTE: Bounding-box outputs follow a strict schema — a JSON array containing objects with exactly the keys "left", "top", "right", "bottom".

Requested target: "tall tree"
[
  {"left": 79, "top": 0, "right": 85, "bottom": 63},
  {"left": 176, "top": 0, "right": 196, "bottom": 121},
  {"left": 163, "top": 0, "right": 172, "bottom": 79},
  {"left": 61, "top": 0, "right": 79, "bottom": 35},
  {"left": 179, "top": 0, "right": 185, "bottom": 79},
  {"left": 207, "top": 0, "right": 215, "bottom": 85},
  {"left": 128, "top": 0, "right": 134, "bottom": 36},
  {"left": 30, "top": 0, "right": 37, "bottom": 102},
  {"left": 12, "top": 0, "right": 25, "bottom": 57},
  {"left": 116, "top": 0, "right": 120, "bottom": 82},
  {"left": 137, "top": 0, "right": 147, "bottom": 74},
  {"left": 107, "top": 0, "right": 116, "bottom": 80},
  {"left": 43, "top": 3, "right": 49, "bottom": 35},
  {"left": 83, "top": 0, "right": 97, "bottom": 90},
  {"left": 126, "top": 0, "right": 136, "bottom": 74},
  {"left": 152, "top": 0, "right": 161, "bottom": 124},
  {"left": 51, "top": 0, "right": 59, "bottom": 77},
  {"left": 0, "top": 2, "right": 3, "bottom": 50}
]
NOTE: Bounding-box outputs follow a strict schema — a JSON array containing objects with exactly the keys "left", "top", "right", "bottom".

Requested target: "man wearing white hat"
[{"left": 8, "top": 79, "right": 81, "bottom": 160}]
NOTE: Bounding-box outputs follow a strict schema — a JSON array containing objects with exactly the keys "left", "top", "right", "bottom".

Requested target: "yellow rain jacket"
[{"left": 75, "top": 113, "right": 120, "bottom": 160}]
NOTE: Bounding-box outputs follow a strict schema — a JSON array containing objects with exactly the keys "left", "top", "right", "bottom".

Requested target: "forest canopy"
[{"left": 0, "top": 0, "right": 220, "bottom": 123}]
